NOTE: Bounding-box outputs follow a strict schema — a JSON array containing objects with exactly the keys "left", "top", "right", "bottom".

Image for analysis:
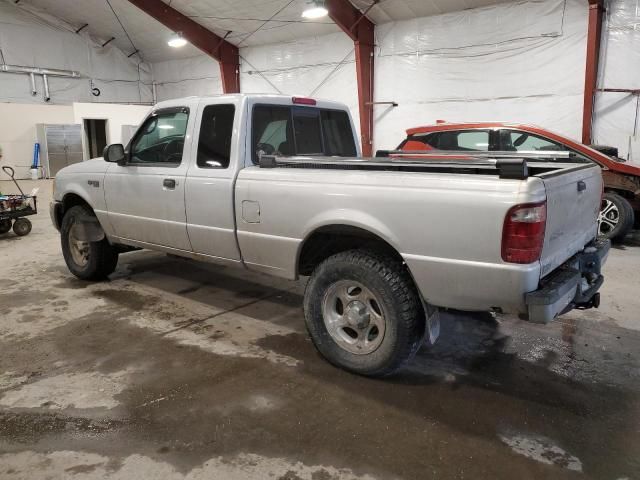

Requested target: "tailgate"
[{"left": 539, "top": 164, "right": 602, "bottom": 278}]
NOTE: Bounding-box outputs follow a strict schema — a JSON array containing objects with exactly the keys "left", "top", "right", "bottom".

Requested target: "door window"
[
  {"left": 434, "top": 130, "right": 490, "bottom": 151},
  {"left": 501, "top": 130, "right": 567, "bottom": 152},
  {"left": 197, "top": 104, "right": 235, "bottom": 169},
  {"left": 130, "top": 110, "right": 189, "bottom": 165},
  {"left": 403, "top": 131, "right": 489, "bottom": 151}
]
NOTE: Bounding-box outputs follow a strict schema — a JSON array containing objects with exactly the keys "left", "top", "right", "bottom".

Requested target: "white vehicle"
[{"left": 51, "top": 94, "right": 609, "bottom": 376}]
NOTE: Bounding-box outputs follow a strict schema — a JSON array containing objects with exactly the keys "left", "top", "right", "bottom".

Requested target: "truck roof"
[
  {"left": 153, "top": 93, "right": 350, "bottom": 112},
  {"left": 406, "top": 122, "right": 540, "bottom": 135}
]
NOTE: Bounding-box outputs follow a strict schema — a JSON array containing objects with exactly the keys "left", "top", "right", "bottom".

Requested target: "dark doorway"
[{"left": 83, "top": 119, "right": 108, "bottom": 159}]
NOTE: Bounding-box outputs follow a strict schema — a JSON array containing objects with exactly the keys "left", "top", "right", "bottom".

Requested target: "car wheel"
[
  {"left": 61, "top": 205, "right": 119, "bottom": 280},
  {"left": 0, "top": 219, "right": 11, "bottom": 234},
  {"left": 12, "top": 218, "right": 32, "bottom": 236},
  {"left": 303, "top": 249, "right": 424, "bottom": 377},
  {"left": 598, "top": 192, "right": 635, "bottom": 242}
]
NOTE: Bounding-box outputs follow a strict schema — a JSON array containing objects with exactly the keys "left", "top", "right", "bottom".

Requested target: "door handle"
[{"left": 163, "top": 178, "right": 176, "bottom": 189}]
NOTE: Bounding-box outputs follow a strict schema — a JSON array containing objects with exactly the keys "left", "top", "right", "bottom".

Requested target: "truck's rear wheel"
[
  {"left": 598, "top": 192, "right": 634, "bottom": 241},
  {"left": 303, "top": 249, "right": 424, "bottom": 377},
  {"left": 61, "top": 205, "right": 118, "bottom": 280}
]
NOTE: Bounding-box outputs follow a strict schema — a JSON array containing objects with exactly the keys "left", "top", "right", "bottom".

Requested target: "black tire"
[
  {"left": 303, "top": 249, "right": 424, "bottom": 377},
  {"left": 12, "top": 218, "right": 32, "bottom": 236},
  {"left": 0, "top": 219, "right": 11, "bottom": 234},
  {"left": 599, "top": 192, "right": 634, "bottom": 242},
  {"left": 61, "top": 205, "right": 118, "bottom": 280}
]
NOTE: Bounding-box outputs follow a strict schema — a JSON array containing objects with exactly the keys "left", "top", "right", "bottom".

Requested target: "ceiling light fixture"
[
  {"left": 302, "top": 0, "right": 328, "bottom": 19},
  {"left": 168, "top": 33, "right": 187, "bottom": 48}
]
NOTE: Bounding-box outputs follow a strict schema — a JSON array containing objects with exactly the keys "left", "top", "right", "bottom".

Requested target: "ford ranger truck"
[{"left": 50, "top": 94, "right": 609, "bottom": 377}]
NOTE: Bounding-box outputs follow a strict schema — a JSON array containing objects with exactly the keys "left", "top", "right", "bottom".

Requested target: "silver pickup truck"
[{"left": 51, "top": 94, "right": 609, "bottom": 376}]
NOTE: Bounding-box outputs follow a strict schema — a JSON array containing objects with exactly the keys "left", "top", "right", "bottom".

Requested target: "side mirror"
[{"left": 103, "top": 144, "right": 125, "bottom": 164}]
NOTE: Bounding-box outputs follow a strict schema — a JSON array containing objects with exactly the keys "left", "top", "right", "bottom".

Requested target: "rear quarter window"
[{"left": 252, "top": 105, "right": 357, "bottom": 163}]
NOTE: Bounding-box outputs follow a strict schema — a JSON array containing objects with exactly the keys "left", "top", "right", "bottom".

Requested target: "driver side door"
[{"left": 104, "top": 107, "right": 193, "bottom": 251}]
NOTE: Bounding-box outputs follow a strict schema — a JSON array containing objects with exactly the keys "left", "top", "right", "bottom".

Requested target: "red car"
[{"left": 395, "top": 122, "right": 640, "bottom": 241}]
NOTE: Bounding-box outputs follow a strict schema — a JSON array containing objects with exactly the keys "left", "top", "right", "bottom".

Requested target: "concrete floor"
[{"left": 1, "top": 179, "right": 639, "bottom": 480}]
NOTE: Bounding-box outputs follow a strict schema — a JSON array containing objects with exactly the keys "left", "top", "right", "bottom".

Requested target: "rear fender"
[{"left": 301, "top": 209, "right": 402, "bottom": 255}]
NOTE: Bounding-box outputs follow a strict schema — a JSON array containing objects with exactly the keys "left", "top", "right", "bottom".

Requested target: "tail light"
[{"left": 502, "top": 202, "right": 547, "bottom": 264}]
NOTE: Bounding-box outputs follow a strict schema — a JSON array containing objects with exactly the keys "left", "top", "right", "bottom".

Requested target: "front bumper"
[
  {"left": 50, "top": 201, "right": 63, "bottom": 232},
  {"left": 525, "top": 239, "right": 610, "bottom": 323}
]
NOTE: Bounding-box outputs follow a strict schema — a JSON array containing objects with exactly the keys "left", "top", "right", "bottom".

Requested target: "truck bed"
[
  {"left": 236, "top": 153, "right": 602, "bottom": 314},
  {"left": 258, "top": 153, "right": 595, "bottom": 180}
]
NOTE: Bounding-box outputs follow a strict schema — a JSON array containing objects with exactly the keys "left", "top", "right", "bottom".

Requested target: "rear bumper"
[{"left": 525, "top": 239, "right": 610, "bottom": 323}]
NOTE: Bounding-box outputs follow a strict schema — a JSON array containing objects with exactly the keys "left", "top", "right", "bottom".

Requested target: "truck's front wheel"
[
  {"left": 303, "top": 249, "right": 424, "bottom": 376},
  {"left": 61, "top": 205, "right": 118, "bottom": 280}
]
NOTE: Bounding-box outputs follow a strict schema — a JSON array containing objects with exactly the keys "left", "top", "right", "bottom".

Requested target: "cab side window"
[
  {"left": 131, "top": 110, "right": 188, "bottom": 166},
  {"left": 252, "top": 106, "right": 293, "bottom": 162},
  {"left": 321, "top": 110, "right": 356, "bottom": 156},
  {"left": 197, "top": 104, "right": 235, "bottom": 169},
  {"left": 252, "top": 105, "right": 358, "bottom": 163}
]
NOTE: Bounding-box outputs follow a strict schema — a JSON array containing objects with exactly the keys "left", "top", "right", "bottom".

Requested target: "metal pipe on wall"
[
  {"left": 29, "top": 72, "right": 37, "bottom": 96},
  {"left": 42, "top": 74, "right": 50, "bottom": 102},
  {"left": 0, "top": 64, "right": 81, "bottom": 77},
  {"left": 0, "top": 63, "right": 81, "bottom": 102}
]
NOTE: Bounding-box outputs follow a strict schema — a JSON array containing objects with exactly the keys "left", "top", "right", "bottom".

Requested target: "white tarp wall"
[
  {"left": 592, "top": 0, "right": 640, "bottom": 162},
  {"left": 152, "top": 55, "right": 222, "bottom": 102},
  {"left": 152, "top": 0, "right": 587, "bottom": 154},
  {"left": 373, "top": 0, "right": 588, "bottom": 149},
  {"left": 239, "top": 31, "right": 360, "bottom": 141},
  {"left": 0, "top": 2, "right": 152, "bottom": 105},
  {"left": 152, "top": 32, "right": 361, "bottom": 141}
]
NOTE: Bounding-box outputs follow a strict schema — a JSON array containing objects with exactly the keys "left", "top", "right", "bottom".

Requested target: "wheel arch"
[
  {"left": 56, "top": 192, "right": 94, "bottom": 228},
  {"left": 61, "top": 192, "right": 94, "bottom": 214},
  {"left": 297, "top": 223, "right": 405, "bottom": 277}
]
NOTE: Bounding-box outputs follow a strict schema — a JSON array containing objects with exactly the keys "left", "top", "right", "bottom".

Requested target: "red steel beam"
[
  {"left": 582, "top": 0, "right": 605, "bottom": 145},
  {"left": 327, "top": 0, "right": 375, "bottom": 156},
  {"left": 126, "top": 0, "right": 240, "bottom": 93}
]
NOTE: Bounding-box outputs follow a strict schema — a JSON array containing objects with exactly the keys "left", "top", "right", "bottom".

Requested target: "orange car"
[{"left": 395, "top": 122, "right": 640, "bottom": 241}]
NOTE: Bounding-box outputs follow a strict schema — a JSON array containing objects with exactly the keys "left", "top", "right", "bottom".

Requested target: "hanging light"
[
  {"left": 302, "top": 0, "right": 328, "bottom": 19},
  {"left": 168, "top": 33, "right": 188, "bottom": 48}
]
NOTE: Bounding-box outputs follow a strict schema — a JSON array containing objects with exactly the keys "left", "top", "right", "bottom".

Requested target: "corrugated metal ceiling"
[{"left": 13, "top": 0, "right": 515, "bottom": 63}]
